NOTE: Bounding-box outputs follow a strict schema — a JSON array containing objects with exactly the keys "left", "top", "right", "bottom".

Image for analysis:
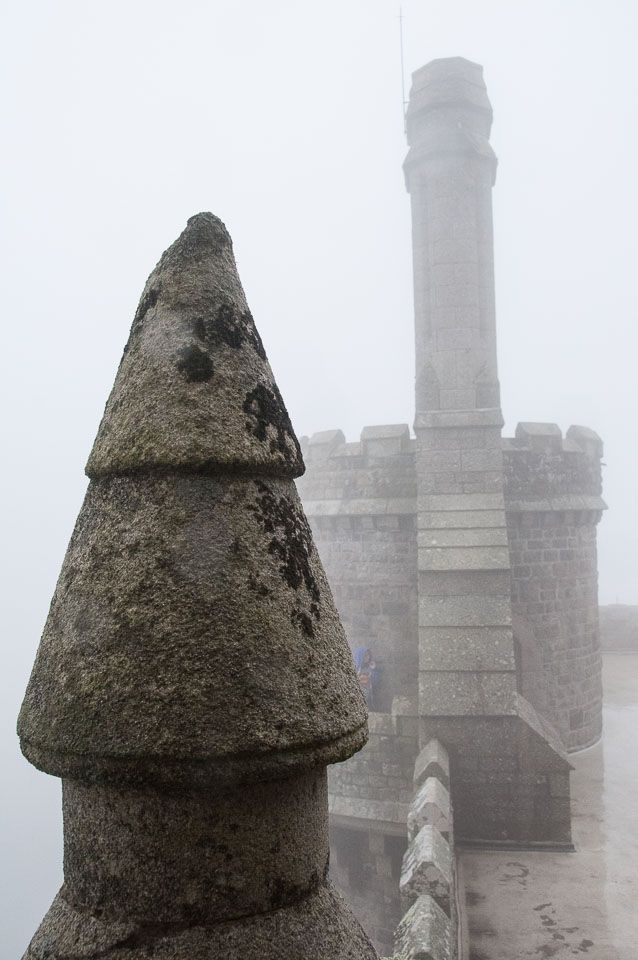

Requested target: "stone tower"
[
  {"left": 404, "top": 57, "right": 571, "bottom": 842},
  {"left": 18, "top": 214, "right": 378, "bottom": 960},
  {"left": 295, "top": 56, "right": 604, "bottom": 955}
]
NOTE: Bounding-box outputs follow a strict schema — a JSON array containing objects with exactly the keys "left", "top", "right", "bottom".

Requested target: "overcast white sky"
[{"left": 1, "top": 0, "right": 637, "bottom": 953}]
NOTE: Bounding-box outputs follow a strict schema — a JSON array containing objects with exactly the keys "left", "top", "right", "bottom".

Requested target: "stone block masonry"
[
  {"left": 298, "top": 426, "right": 418, "bottom": 713},
  {"left": 504, "top": 423, "right": 605, "bottom": 750}
]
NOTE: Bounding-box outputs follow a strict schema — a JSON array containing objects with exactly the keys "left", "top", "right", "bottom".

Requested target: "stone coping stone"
[
  {"left": 400, "top": 824, "right": 452, "bottom": 914},
  {"left": 505, "top": 494, "right": 606, "bottom": 514},
  {"left": 395, "top": 893, "right": 452, "bottom": 960},
  {"left": 408, "top": 777, "right": 451, "bottom": 841},
  {"left": 413, "top": 740, "right": 449, "bottom": 790}
]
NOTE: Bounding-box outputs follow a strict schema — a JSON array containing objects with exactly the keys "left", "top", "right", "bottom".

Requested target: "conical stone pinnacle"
[
  {"left": 87, "top": 212, "right": 304, "bottom": 479},
  {"left": 18, "top": 213, "right": 368, "bottom": 789}
]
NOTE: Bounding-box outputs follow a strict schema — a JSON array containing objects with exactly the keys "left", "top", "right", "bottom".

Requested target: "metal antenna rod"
[{"left": 398, "top": 6, "right": 407, "bottom": 132}]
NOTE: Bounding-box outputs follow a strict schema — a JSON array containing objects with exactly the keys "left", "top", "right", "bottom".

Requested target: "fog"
[{"left": 1, "top": 0, "right": 636, "bottom": 953}]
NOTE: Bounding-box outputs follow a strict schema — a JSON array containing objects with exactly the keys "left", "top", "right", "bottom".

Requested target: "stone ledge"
[
  {"left": 505, "top": 494, "right": 607, "bottom": 514},
  {"left": 414, "top": 409, "right": 503, "bottom": 429},
  {"left": 302, "top": 497, "right": 416, "bottom": 517}
]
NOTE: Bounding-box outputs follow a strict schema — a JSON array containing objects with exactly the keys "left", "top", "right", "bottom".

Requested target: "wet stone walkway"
[{"left": 459, "top": 653, "right": 638, "bottom": 960}]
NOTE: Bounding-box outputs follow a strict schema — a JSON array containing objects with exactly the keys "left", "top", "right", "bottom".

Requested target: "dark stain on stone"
[
  {"left": 541, "top": 914, "right": 557, "bottom": 927},
  {"left": 534, "top": 903, "right": 552, "bottom": 911},
  {"left": 176, "top": 344, "right": 214, "bottom": 382},
  {"left": 466, "top": 890, "right": 485, "bottom": 906},
  {"left": 269, "top": 871, "right": 319, "bottom": 911},
  {"left": 134, "top": 286, "right": 160, "bottom": 325},
  {"left": 291, "top": 606, "right": 314, "bottom": 639},
  {"left": 552, "top": 933, "right": 565, "bottom": 940},
  {"left": 469, "top": 921, "right": 497, "bottom": 939},
  {"left": 215, "top": 303, "right": 244, "bottom": 348},
  {"left": 499, "top": 860, "right": 529, "bottom": 886},
  {"left": 248, "top": 483, "right": 320, "bottom": 625},
  {"left": 469, "top": 950, "right": 491, "bottom": 960},
  {"left": 535, "top": 946, "right": 561, "bottom": 958},
  {"left": 192, "top": 302, "right": 267, "bottom": 359},
  {"left": 243, "top": 383, "right": 301, "bottom": 462},
  {"left": 124, "top": 285, "right": 162, "bottom": 357},
  {"left": 576, "top": 941, "right": 594, "bottom": 953},
  {"left": 248, "top": 574, "right": 272, "bottom": 599}
]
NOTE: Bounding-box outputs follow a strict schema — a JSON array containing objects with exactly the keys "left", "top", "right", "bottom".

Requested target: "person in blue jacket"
[{"left": 354, "top": 646, "right": 378, "bottom": 710}]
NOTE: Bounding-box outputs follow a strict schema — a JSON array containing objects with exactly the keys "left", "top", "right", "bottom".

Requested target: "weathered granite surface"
[{"left": 18, "top": 213, "right": 376, "bottom": 960}]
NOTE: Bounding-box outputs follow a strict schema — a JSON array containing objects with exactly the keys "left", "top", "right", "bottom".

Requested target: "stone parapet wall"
[
  {"left": 503, "top": 423, "right": 605, "bottom": 751},
  {"left": 330, "top": 824, "right": 407, "bottom": 958},
  {"left": 298, "top": 421, "right": 604, "bottom": 754},
  {"left": 329, "top": 711, "right": 418, "bottom": 823},
  {"left": 508, "top": 512, "right": 602, "bottom": 750},
  {"left": 396, "top": 740, "right": 457, "bottom": 960},
  {"left": 327, "top": 709, "right": 418, "bottom": 956},
  {"left": 502, "top": 422, "right": 603, "bottom": 503},
  {"left": 297, "top": 426, "right": 418, "bottom": 708}
]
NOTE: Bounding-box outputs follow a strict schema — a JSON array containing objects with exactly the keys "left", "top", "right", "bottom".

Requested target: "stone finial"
[
  {"left": 86, "top": 212, "right": 304, "bottom": 480},
  {"left": 18, "top": 214, "right": 376, "bottom": 960}
]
